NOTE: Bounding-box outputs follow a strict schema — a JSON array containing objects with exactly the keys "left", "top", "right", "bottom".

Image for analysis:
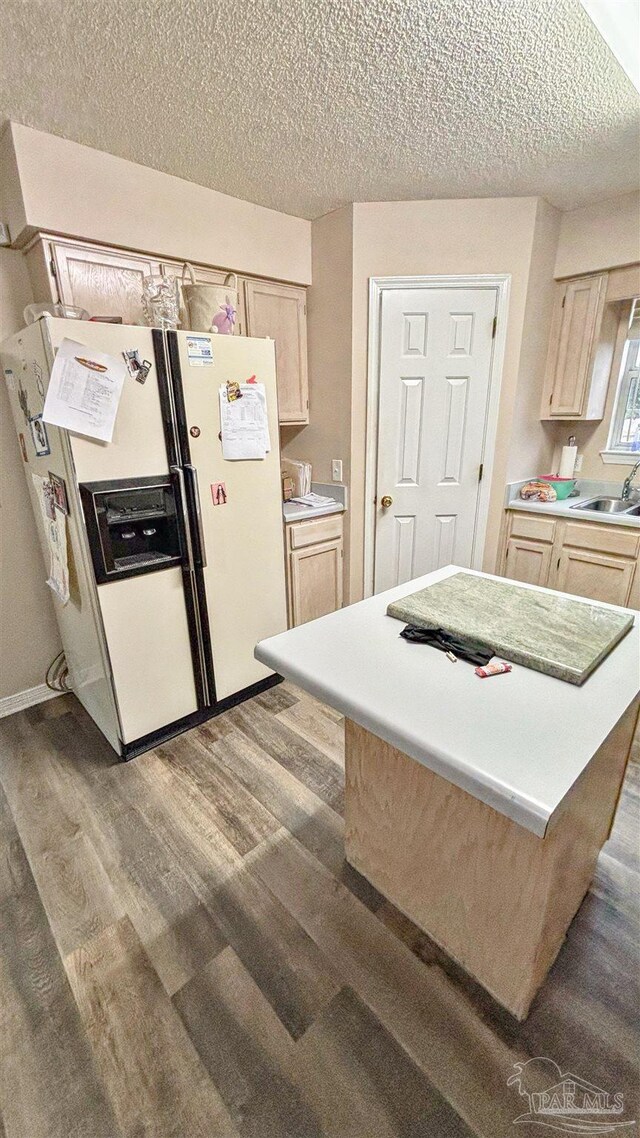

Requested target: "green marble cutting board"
[{"left": 387, "top": 572, "right": 634, "bottom": 684}]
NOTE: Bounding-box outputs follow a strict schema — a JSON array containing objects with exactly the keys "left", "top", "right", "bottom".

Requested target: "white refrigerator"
[{"left": 1, "top": 319, "right": 287, "bottom": 758}]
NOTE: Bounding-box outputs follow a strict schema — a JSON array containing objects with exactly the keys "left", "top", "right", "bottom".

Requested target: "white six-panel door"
[{"left": 374, "top": 287, "right": 497, "bottom": 593}]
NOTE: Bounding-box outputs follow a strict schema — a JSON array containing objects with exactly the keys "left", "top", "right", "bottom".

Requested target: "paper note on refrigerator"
[
  {"left": 42, "top": 338, "right": 127, "bottom": 443},
  {"left": 219, "top": 383, "right": 271, "bottom": 459},
  {"left": 31, "top": 473, "right": 70, "bottom": 604}
]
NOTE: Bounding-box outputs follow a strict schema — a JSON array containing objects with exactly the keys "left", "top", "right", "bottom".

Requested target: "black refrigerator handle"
[
  {"left": 184, "top": 464, "right": 207, "bottom": 568},
  {"left": 170, "top": 465, "right": 195, "bottom": 572}
]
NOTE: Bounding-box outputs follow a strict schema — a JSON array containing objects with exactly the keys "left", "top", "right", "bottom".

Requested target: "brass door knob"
[{"left": 380, "top": 495, "right": 393, "bottom": 508}]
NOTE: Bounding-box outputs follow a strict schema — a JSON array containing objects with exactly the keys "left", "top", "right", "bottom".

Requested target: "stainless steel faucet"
[{"left": 621, "top": 460, "right": 640, "bottom": 501}]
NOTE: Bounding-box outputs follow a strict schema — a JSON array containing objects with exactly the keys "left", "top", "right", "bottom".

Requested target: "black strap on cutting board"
[{"left": 399, "top": 625, "right": 493, "bottom": 666}]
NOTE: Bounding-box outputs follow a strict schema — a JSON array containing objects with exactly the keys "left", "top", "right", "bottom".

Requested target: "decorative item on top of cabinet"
[
  {"left": 244, "top": 279, "right": 308, "bottom": 424},
  {"left": 177, "top": 264, "right": 239, "bottom": 333},
  {"left": 285, "top": 513, "right": 343, "bottom": 627},
  {"left": 500, "top": 510, "right": 639, "bottom": 609},
  {"left": 161, "top": 261, "right": 246, "bottom": 334},
  {"left": 540, "top": 272, "right": 618, "bottom": 421}
]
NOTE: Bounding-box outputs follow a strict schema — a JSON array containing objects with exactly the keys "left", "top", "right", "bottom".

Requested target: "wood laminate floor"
[{"left": 0, "top": 683, "right": 638, "bottom": 1138}]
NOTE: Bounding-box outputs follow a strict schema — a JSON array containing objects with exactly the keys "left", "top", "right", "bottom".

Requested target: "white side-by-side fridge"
[{"left": 1, "top": 319, "right": 288, "bottom": 757}]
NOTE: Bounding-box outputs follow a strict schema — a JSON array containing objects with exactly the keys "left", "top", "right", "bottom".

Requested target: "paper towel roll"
[{"left": 558, "top": 445, "right": 577, "bottom": 479}]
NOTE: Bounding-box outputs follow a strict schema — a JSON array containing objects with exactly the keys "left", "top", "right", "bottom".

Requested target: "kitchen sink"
[{"left": 571, "top": 497, "right": 640, "bottom": 515}]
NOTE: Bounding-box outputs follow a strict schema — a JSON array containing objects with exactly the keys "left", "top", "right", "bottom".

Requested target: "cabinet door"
[
  {"left": 503, "top": 537, "right": 552, "bottom": 588},
  {"left": 553, "top": 548, "right": 635, "bottom": 607},
  {"left": 244, "top": 279, "right": 308, "bottom": 423},
  {"left": 161, "top": 262, "right": 246, "bottom": 334},
  {"left": 51, "top": 241, "right": 162, "bottom": 324},
  {"left": 542, "top": 274, "right": 607, "bottom": 418},
  {"left": 288, "top": 539, "right": 343, "bottom": 627}
]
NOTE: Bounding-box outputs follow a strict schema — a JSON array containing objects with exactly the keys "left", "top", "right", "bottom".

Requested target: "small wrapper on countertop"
[
  {"left": 520, "top": 481, "right": 557, "bottom": 502},
  {"left": 475, "top": 661, "right": 513, "bottom": 679}
]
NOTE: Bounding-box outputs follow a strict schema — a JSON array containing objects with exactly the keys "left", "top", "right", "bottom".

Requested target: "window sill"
[{"left": 600, "top": 449, "right": 640, "bottom": 465}]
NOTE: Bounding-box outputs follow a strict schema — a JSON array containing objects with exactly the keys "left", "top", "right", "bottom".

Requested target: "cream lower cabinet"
[
  {"left": 501, "top": 511, "right": 640, "bottom": 609},
  {"left": 504, "top": 537, "right": 554, "bottom": 588},
  {"left": 555, "top": 547, "right": 635, "bottom": 607},
  {"left": 285, "top": 513, "right": 344, "bottom": 627}
]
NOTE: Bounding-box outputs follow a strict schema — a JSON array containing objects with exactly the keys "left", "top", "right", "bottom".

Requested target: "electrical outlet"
[
  {"left": 331, "top": 458, "right": 343, "bottom": 482},
  {"left": 574, "top": 453, "right": 583, "bottom": 472}
]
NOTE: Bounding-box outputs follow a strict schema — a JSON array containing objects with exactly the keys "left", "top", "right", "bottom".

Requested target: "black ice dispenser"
[{"left": 80, "top": 476, "right": 182, "bottom": 584}]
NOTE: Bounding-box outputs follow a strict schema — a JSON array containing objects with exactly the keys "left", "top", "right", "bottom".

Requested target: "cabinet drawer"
[
  {"left": 288, "top": 513, "right": 343, "bottom": 549},
  {"left": 562, "top": 522, "right": 640, "bottom": 559},
  {"left": 508, "top": 512, "right": 556, "bottom": 544}
]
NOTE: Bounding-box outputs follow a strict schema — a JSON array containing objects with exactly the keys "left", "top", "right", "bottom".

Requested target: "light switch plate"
[{"left": 332, "top": 458, "right": 343, "bottom": 482}]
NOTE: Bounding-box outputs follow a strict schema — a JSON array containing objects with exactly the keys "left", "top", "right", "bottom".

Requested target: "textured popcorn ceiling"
[{"left": 1, "top": 0, "right": 638, "bottom": 219}]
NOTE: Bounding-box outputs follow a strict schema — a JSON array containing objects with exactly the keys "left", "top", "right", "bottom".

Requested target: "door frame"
[{"left": 364, "top": 274, "right": 511, "bottom": 597}]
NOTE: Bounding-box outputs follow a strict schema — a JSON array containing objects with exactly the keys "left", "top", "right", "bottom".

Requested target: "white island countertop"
[{"left": 255, "top": 565, "right": 640, "bottom": 837}]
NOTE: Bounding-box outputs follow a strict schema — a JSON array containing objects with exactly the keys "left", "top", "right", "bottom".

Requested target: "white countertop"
[
  {"left": 282, "top": 500, "right": 345, "bottom": 523},
  {"left": 255, "top": 565, "right": 640, "bottom": 838},
  {"left": 506, "top": 479, "right": 640, "bottom": 529}
]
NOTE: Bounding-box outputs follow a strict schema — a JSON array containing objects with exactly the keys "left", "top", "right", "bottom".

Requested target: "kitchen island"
[{"left": 255, "top": 565, "right": 640, "bottom": 1019}]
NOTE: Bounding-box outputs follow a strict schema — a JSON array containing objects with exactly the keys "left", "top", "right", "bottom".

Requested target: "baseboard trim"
[{"left": 0, "top": 684, "right": 63, "bottom": 719}]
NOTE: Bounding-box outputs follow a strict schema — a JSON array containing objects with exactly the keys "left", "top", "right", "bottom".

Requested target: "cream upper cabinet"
[
  {"left": 48, "top": 239, "right": 162, "bottom": 325},
  {"left": 540, "top": 273, "right": 615, "bottom": 421},
  {"left": 244, "top": 279, "right": 308, "bottom": 424},
  {"left": 24, "top": 233, "right": 309, "bottom": 423}
]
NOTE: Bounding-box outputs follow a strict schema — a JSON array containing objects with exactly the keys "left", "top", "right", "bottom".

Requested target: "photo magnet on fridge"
[
  {"left": 123, "top": 349, "right": 152, "bottom": 384},
  {"left": 49, "top": 472, "right": 69, "bottom": 515},
  {"left": 211, "top": 482, "right": 227, "bottom": 506},
  {"left": 29, "top": 414, "right": 51, "bottom": 457}
]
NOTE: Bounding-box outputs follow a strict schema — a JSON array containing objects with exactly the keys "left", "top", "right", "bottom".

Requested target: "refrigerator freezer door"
[
  {"left": 172, "top": 333, "right": 287, "bottom": 701},
  {"left": 1, "top": 320, "right": 122, "bottom": 752},
  {"left": 41, "top": 319, "right": 200, "bottom": 742},
  {"left": 44, "top": 319, "right": 170, "bottom": 482},
  {"left": 96, "top": 567, "right": 198, "bottom": 742}
]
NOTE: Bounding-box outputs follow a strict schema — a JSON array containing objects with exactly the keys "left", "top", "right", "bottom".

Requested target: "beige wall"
[
  {"left": 281, "top": 205, "right": 354, "bottom": 587},
  {"left": 0, "top": 249, "right": 61, "bottom": 701},
  {"left": 506, "top": 199, "right": 560, "bottom": 483},
  {"left": 555, "top": 191, "right": 640, "bottom": 279},
  {"left": 349, "top": 197, "right": 544, "bottom": 599},
  {"left": 2, "top": 122, "right": 312, "bottom": 285}
]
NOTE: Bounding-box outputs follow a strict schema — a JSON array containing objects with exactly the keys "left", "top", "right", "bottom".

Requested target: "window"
[{"left": 606, "top": 300, "right": 640, "bottom": 457}]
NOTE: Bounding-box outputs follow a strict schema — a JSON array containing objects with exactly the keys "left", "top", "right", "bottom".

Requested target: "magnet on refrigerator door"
[
  {"left": 29, "top": 414, "right": 51, "bottom": 456},
  {"left": 211, "top": 481, "right": 227, "bottom": 505}
]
